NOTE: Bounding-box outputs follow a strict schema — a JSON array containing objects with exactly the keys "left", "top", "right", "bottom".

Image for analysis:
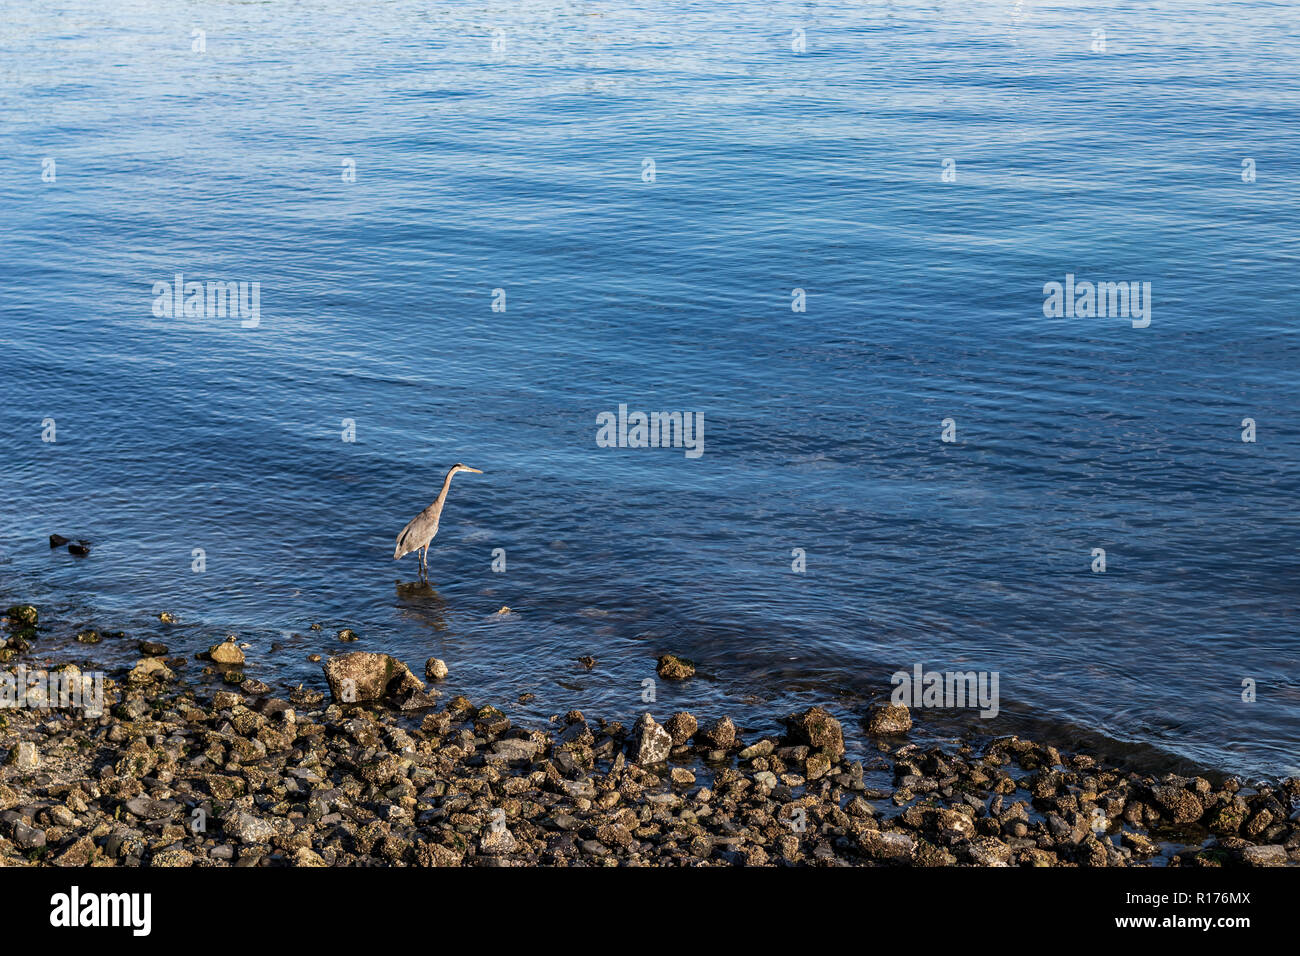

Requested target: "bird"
[{"left": 394, "top": 463, "right": 483, "bottom": 581}]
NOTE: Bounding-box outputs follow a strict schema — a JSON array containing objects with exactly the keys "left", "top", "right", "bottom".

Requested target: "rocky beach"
[{"left": 2, "top": 602, "right": 1296, "bottom": 868}]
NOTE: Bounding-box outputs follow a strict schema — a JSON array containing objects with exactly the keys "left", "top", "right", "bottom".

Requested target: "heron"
[{"left": 393, "top": 463, "right": 483, "bottom": 581}]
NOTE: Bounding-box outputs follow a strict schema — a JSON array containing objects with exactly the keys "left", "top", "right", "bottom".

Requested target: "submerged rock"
[
  {"left": 657, "top": 654, "right": 695, "bottom": 680},
  {"left": 4, "top": 605, "right": 37, "bottom": 627},
  {"left": 424, "top": 657, "right": 448, "bottom": 681}
]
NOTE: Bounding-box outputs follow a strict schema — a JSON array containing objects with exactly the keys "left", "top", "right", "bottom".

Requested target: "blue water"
[{"left": 3, "top": 1, "right": 1298, "bottom": 779}]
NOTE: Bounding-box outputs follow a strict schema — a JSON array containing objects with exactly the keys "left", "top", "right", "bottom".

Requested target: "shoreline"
[{"left": 2, "top": 602, "right": 1297, "bottom": 867}]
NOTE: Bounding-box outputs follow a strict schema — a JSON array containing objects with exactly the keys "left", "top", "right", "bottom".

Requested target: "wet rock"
[
  {"left": 665, "top": 712, "right": 698, "bottom": 746},
  {"left": 322, "top": 651, "right": 424, "bottom": 702},
  {"left": 138, "top": 641, "right": 168, "bottom": 657},
  {"left": 337, "top": 628, "right": 358, "bottom": 642},
  {"left": 1122, "top": 831, "right": 1158, "bottom": 857},
  {"left": 631, "top": 713, "right": 673, "bottom": 766},
  {"left": 867, "top": 702, "right": 912, "bottom": 735},
  {"left": 576, "top": 655, "right": 597, "bottom": 670},
  {"left": 697, "top": 716, "right": 736, "bottom": 750},
  {"left": 208, "top": 637, "right": 245, "bottom": 665},
  {"left": 424, "top": 658, "right": 448, "bottom": 681},
  {"left": 739, "top": 739, "right": 776, "bottom": 760},
  {"left": 4, "top": 605, "right": 37, "bottom": 627},
  {"left": 128, "top": 657, "right": 174, "bottom": 684},
  {"left": 657, "top": 655, "right": 695, "bottom": 680},
  {"left": 785, "top": 706, "right": 846, "bottom": 756},
  {"left": 49, "top": 534, "right": 69, "bottom": 548},
  {"left": 68, "top": 541, "right": 91, "bottom": 556}
]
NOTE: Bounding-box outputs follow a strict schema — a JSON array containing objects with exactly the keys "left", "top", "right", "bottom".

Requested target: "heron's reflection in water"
[{"left": 395, "top": 580, "right": 449, "bottom": 632}]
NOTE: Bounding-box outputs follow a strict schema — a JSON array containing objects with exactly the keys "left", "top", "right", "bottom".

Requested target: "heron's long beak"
[{"left": 464, "top": 467, "right": 483, "bottom": 474}]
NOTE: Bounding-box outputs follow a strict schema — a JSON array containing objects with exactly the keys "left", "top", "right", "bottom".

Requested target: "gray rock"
[
  {"left": 1241, "top": 844, "right": 1287, "bottom": 867},
  {"left": 4, "top": 742, "right": 39, "bottom": 771},
  {"left": 631, "top": 713, "right": 673, "bottom": 766}
]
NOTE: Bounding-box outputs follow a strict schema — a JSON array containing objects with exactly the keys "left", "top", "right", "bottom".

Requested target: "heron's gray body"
[{"left": 394, "top": 463, "right": 482, "bottom": 580}]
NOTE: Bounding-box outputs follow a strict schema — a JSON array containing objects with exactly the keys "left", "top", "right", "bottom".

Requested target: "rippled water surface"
[{"left": 3, "top": 1, "right": 1298, "bottom": 778}]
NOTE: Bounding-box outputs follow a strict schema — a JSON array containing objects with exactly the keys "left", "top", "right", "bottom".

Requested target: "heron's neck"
[{"left": 433, "top": 467, "right": 458, "bottom": 510}]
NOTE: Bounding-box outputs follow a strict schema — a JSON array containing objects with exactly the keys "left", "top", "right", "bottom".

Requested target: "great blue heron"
[{"left": 394, "top": 463, "right": 483, "bottom": 580}]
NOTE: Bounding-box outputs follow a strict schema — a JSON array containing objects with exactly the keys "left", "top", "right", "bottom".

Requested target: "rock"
[
  {"left": 138, "top": 641, "right": 168, "bottom": 656},
  {"left": 867, "top": 702, "right": 912, "bottom": 735},
  {"left": 4, "top": 605, "right": 37, "bottom": 627},
  {"left": 49, "top": 534, "right": 69, "bottom": 547},
  {"left": 1241, "top": 844, "right": 1287, "bottom": 867},
  {"left": 665, "top": 712, "right": 698, "bottom": 746},
  {"left": 1121, "top": 831, "right": 1158, "bottom": 856},
  {"left": 150, "top": 846, "right": 195, "bottom": 867},
  {"left": 0, "top": 785, "right": 20, "bottom": 812},
  {"left": 337, "top": 628, "right": 359, "bottom": 642},
  {"left": 4, "top": 742, "right": 39, "bottom": 771},
  {"left": 631, "top": 713, "right": 673, "bottom": 765},
  {"left": 696, "top": 716, "right": 736, "bottom": 750},
  {"left": 128, "top": 657, "right": 174, "bottom": 683},
  {"left": 489, "top": 738, "right": 540, "bottom": 762},
  {"left": 657, "top": 654, "right": 695, "bottom": 680},
  {"left": 53, "top": 836, "right": 96, "bottom": 866},
  {"left": 13, "top": 821, "right": 46, "bottom": 850},
  {"left": 208, "top": 637, "right": 245, "bottom": 665},
  {"left": 398, "top": 689, "right": 442, "bottom": 711},
  {"left": 576, "top": 655, "right": 596, "bottom": 670},
  {"left": 480, "top": 824, "right": 517, "bottom": 854},
  {"left": 424, "top": 657, "right": 448, "bottom": 681},
  {"left": 739, "top": 739, "right": 776, "bottom": 760},
  {"left": 785, "top": 706, "right": 846, "bottom": 756},
  {"left": 293, "top": 847, "right": 327, "bottom": 867},
  {"left": 68, "top": 541, "right": 91, "bottom": 556},
  {"left": 805, "top": 753, "right": 832, "bottom": 780},
  {"left": 225, "top": 812, "right": 278, "bottom": 844},
  {"left": 1150, "top": 785, "right": 1203, "bottom": 825},
  {"left": 158, "top": 611, "right": 178, "bottom": 623},
  {"left": 322, "top": 651, "right": 424, "bottom": 702},
  {"left": 858, "top": 829, "right": 916, "bottom": 862}
]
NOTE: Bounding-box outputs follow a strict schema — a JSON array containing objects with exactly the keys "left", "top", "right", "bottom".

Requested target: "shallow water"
[{"left": 2, "top": 1, "right": 1298, "bottom": 779}]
